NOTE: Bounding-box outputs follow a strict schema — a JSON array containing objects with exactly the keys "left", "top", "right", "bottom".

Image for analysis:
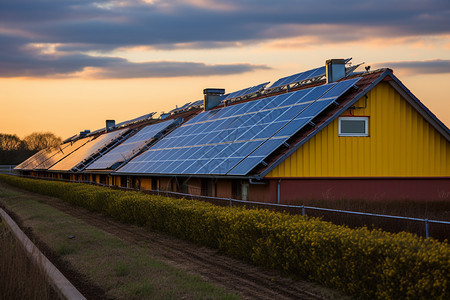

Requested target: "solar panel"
[
  {"left": 14, "top": 149, "right": 45, "bottom": 170},
  {"left": 115, "top": 113, "right": 155, "bottom": 128},
  {"left": 48, "top": 129, "right": 128, "bottom": 171},
  {"left": 87, "top": 128, "right": 106, "bottom": 136},
  {"left": 117, "top": 78, "right": 360, "bottom": 176},
  {"left": 169, "top": 102, "right": 192, "bottom": 114},
  {"left": 228, "top": 78, "right": 361, "bottom": 175},
  {"left": 188, "top": 100, "right": 204, "bottom": 108},
  {"left": 221, "top": 82, "right": 269, "bottom": 102},
  {"left": 269, "top": 66, "right": 326, "bottom": 90},
  {"left": 62, "top": 134, "right": 77, "bottom": 144},
  {"left": 244, "top": 82, "right": 270, "bottom": 95},
  {"left": 87, "top": 119, "right": 178, "bottom": 170},
  {"left": 14, "top": 143, "right": 70, "bottom": 170},
  {"left": 33, "top": 137, "right": 94, "bottom": 170},
  {"left": 269, "top": 59, "right": 352, "bottom": 91}
]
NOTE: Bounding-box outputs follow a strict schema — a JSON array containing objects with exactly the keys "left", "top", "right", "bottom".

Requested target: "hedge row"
[{"left": 1, "top": 175, "right": 448, "bottom": 299}]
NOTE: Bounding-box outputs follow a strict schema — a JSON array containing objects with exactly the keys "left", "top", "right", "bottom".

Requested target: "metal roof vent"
[
  {"left": 79, "top": 130, "right": 90, "bottom": 138},
  {"left": 106, "top": 120, "right": 115, "bottom": 132},
  {"left": 159, "top": 113, "right": 170, "bottom": 119},
  {"left": 204, "top": 88, "right": 225, "bottom": 111},
  {"left": 326, "top": 59, "right": 346, "bottom": 83}
]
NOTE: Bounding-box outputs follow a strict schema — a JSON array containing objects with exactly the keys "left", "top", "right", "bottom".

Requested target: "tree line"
[{"left": 0, "top": 132, "right": 62, "bottom": 164}]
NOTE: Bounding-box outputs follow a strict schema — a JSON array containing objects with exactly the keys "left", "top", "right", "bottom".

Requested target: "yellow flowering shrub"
[{"left": 1, "top": 175, "right": 448, "bottom": 299}]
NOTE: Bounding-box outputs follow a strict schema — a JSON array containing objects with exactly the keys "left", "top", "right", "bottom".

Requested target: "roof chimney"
[
  {"left": 203, "top": 88, "right": 225, "bottom": 111},
  {"left": 106, "top": 120, "right": 115, "bottom": 132},
  {"left": 326, "top": 59, "right": 346, "bottom": 83}
]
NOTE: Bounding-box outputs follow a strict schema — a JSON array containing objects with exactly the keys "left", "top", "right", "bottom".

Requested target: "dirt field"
[{"left": 1, "top": 182, "right": 350, "bottom": 300}]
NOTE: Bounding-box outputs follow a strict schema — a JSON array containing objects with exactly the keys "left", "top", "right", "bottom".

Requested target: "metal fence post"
[
  {"left": 229, "top": 198, "right": 232, "bottom": 207},
  {"left": 425, "top": 219, "right": 429, "bottom": 239},
  {"left": 301, "top": 205, "right": 305, "bottom": 216},
  {"left": 277, "top": 179, "right": 281, "bottom": 204}
]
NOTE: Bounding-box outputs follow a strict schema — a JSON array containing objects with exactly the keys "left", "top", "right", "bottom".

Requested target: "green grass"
[
  {"left": 0, "top": 187, "right": 20, "bottom": 197},
  {"left": 0, "top": 222, "right": 57, "bottom": 299},
  {"left": 114, "top": 261, "right": 131, "bottom": 277},
  {"left": 55, "top": 243, "right": 77, "bottom": 256},
  {"left": 0, "top": 182, "right": 240, "bottom": 300}
]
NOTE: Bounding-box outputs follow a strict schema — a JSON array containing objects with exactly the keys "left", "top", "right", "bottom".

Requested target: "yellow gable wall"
[{"left": 267, "top": 82, "right": 450, "bottom": 178}]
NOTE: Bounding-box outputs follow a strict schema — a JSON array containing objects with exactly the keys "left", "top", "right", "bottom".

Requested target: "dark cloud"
[
  {"left": 0, "top": 33, "right": 267, "bottom": 78},
  {"left": 0, "top": 0, "right": 449, "bottom": 78},
  {"left": 14, "top": 0, "right": 449, "bottom": 47},
  {"left": 373, "top": 59, "right": 450, "bottom": 75},
  {"left": 0, "top": 33, "right": 124, "bottom": 77}
]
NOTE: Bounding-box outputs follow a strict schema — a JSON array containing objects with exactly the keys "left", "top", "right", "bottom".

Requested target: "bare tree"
[
  {"left": 0, "top": 134, "right": 24, "bottom": 150},
  {"left": 23, "top": 132, "right": 62, "bottom": 151}
]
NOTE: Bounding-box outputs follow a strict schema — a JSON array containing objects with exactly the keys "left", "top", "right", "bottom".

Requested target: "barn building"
[{"left": 14, "top": 59, "right": 450, "bottom": 204}]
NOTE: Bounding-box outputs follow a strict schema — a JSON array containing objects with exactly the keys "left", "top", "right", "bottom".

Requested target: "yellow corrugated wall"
[{"left": 267, "top": 82, "right": 450, "bottom": 177}]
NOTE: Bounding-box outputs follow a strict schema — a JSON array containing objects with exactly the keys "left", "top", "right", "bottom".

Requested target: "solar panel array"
[
  {"left": 87, "top": 119, "right": 178, "bottom": 170},
  {"left": 34, "top": 137, "right": 94, "bottom": 170},
  {"left": 115, "top": 113, "right": 155, "bottom": 128},
  {"left": 221, "top": 82, "right": 269, "bottom": 102},
  {"left": 14, "top": 144, "right": 70, "bottom": 170},
  {"left": 169, "top": 102, "right": 191, "bottom": 114},
  {"left": 269, "top": 66, "right": 326, "bottom": 90},
  {"left": 49, "top": 129, "right": 127, "bottom": 171},
  {"left": 168, "top": 100, "right": 203, "bottom": 115},
  {"left": 87, "top": 128, "right": 105, "bottom": 136},
  {"left": 117, "top": 78, "right": 360, "bottom": 176},
  {"left": 269, "top": 58, "right": 352, "bottom": 91},
  {"left": 62, "top": 134, "right": 77, "bottom": 144},
  {"left": 188, "top": 100, "right": 203, "bottom": 108}
]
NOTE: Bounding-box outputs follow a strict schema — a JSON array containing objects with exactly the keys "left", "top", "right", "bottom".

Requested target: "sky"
[{"left": 1, "top": 0, "right": 449, "bottom": 140}]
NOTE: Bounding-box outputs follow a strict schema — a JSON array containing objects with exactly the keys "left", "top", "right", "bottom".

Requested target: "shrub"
[{"left": 1, "top": 174, "right": 448, "bottom": 299}]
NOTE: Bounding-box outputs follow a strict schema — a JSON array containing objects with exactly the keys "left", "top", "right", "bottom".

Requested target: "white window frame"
[{"left": 338, "top": 116, "right": 369, "bottom": 137}]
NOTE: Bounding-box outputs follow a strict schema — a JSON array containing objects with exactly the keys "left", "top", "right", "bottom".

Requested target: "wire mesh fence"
[
  {"left": 3, "top": 173, "right": 449, "bottom": 240},
  {"left": 0, "top": 165, "right": 16, "bottom": 174}
]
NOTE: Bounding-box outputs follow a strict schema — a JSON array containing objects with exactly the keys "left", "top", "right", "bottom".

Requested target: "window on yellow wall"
[{"left": 339, "top": 117, "right": 369, "bottom": 136}]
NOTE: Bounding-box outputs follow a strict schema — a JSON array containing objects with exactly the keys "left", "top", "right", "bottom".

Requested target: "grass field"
[
  {"left": 0, "top": 218, "right": 57, "bottom": 299},
  {"left": 0, "top": 183, "right": 240, "bottom": 300}
]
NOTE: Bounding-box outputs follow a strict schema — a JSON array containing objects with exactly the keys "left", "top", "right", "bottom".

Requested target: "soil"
[{"left": 1, "top": 182, "right": 349, "bottom": 300}]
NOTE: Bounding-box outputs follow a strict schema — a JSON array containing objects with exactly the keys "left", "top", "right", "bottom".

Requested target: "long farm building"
[{"left": 14, "top": 58, "right": 450, "bottom": 204}]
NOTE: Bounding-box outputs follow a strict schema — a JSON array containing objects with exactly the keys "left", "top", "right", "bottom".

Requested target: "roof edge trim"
[{"left": 387, "top": 76, "right": 450, "bottom": 141}]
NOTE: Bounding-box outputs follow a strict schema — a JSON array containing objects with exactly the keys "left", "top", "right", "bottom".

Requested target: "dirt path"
[{"left": 1, "top": 182, "right": 348, "bottom": 300}]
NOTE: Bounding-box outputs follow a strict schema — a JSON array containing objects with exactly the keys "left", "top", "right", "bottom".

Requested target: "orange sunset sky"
[{"left": 1, "top": 0, "right": 449, "bottom": 140}]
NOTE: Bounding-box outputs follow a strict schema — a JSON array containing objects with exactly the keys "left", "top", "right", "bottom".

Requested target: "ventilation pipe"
[
  {"left": 203, "top": 88, "right": 225, "bottom": 111},
  {"left": 326, "top": 59, "right": 346, "bottom": 83},
  {"left": 106, "top": 120, "right": 115, "bottom": 132}
]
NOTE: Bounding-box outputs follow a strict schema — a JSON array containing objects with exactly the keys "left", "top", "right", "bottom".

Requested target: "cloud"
[
  {"left": 0, "top": 34, "right": 124, "bottom": 77},
  {"left": 3, "top": 0, "right": 449, "bottom": 47},
  {"left": 92, "top": 61, "right": 270, "bottom": 79},
  {"left": 372, "top": 59, "right": 450, "bottom": 75},
  {"left": 0, "top": 0, "right": 449, "bottom": 77},
  {"left": 0, "top": 33, "right": 268, "bottom": 78}
]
